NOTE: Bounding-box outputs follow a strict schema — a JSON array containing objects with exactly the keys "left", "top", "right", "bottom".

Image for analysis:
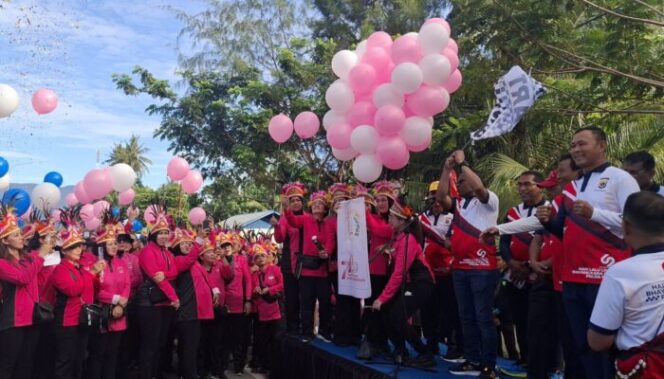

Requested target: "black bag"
[
  {"left": 32, "top": 302, "right": 54, "bottom": 324},
  {"left": 298, "top": 255, "right": 323, "bottom": 270},
  {"left": 79, "top": 304, "right": 105, "bottom": 329},
  {"left": 145, "top": 280, "right": 168, "bottom": 304}
]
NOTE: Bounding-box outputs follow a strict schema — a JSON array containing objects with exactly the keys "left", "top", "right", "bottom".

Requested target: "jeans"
[
  {"left": 562, "top": 282, "right": 614, "bottom": 379},
  {"left": 453, "top": 269, "right": 500, "bottom": 367}
]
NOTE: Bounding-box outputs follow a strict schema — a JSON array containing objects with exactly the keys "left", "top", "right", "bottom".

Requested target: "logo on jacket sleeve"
[
  {"left": 600, "top": 253, "right": 616, "bottom": 267},
  {"left": 598, "top": 178, "right": 610, "bottom": 189}
]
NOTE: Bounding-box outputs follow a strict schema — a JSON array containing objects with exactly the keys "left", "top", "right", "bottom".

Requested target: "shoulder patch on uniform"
[{"left": 598, "top": 177, "right": 610, "bottom": 189}]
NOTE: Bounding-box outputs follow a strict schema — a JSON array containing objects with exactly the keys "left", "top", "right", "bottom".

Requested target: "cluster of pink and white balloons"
[
  {"left": 268, "top": 111, "right": 321, "bottom": 143},
  {"left": 65, "top": 163, "right": 138, "bottom": 230},
  {"left": 166, "top": 157, "right": 207, "bottom": 225},
  {"left": 325, "top": 18, "right": 462, "bottom": 183},
  {"left": 0, "top": 84, "right": 59, "bottom": 118}
]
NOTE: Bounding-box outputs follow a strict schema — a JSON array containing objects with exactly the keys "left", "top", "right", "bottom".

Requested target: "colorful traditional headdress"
[
  {"left": 353, "top": 183, "right": 375, "bottom": 205},
  {"left": 281, "top": 182, "right": 307, "bottom": 199},
  {"left": 328, "top": 183, "right": 352, "bottom": 200},
  {"left": 389, "top": 201, "right": 415, "bottom": 220},
  {"left": 169, "top": 227, "right": 195, "bottom": 248},
  {"left": 308, "top": 191, "right": 331, "bottom": 208},
  {"left": 0, "top": 205, "right": 21, "bottom": 240},
  {"left": 146, "top": 203, "right": 171, "bottom": 235},
  {"left": 372, "top": 180, "right": 397, "bottom": 201},
  {"left": 57, "top": 206, "right": 85, "bottom": 250}
]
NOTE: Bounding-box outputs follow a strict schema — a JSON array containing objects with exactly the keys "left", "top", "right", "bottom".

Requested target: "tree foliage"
[{"left": 104, "top": 134, "right": 153, "bottom": 179}]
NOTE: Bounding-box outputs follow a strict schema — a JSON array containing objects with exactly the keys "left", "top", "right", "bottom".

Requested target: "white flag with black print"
[{"left": 470, "top": 65, "right": 546, "bottom": 141}]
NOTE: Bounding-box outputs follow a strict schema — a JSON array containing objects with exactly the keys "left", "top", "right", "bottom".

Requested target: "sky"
[{"left": 0, "top": 0, "right": 206, "bottom": 188}]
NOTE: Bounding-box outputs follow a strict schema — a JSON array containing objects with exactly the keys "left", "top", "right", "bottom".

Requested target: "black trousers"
[
  {"left": 138, "top": 305, "right": 175, "bottom": 379},
  {"left": 54, "top": 325, "right": 90, "bottom": 379},
  {"left": 363, "top": 274, "right": 389, "bottom": 346},
  {"left": 0, "top": 325, "right": 39, "bottom": 379},
  {"left": 254, "top": 320, "right": 279, "bottom": 370},
  {"left": 556, "top": 291, "right": 586, "bottom": 379},
  {"left": 422, "top": 274, "right": 463, "bottom": 351},
  {"left": 221, "top": 313, "right": 250, "bottom": 373},
  {"left": 87, "top": 330, "right": 123, "bottom": 379},
  {"left": 200, "top": 317, "right": 222, "bottom": 375},
  {"left": 176, "top": 320, "right": 201, "bottom": 379},
  {"left": 116, "top": 300, "right": 139, "bottom": 379},
  {"left": 505, "top": 281, "right": 530, "bottom": 361},
  {"left": 299, "top": 276, "right": 332, "bottom": 337},
  {"left": 282, "top": 272, "right": 301, "bottom": 334},
  {"left": 330, "top": 274, "right": 361, "bottom": 345},
  {"left": 527, "top": 278, "right": 560, "bottom": 379},
  {"left": 249, "top": 313, "right": 260, "bottom": 366},
  {"left": 385, "top": 280, "right": 434, "bottom": 355},
  {"left": 33, "top": 321, "right": 56, "bottom": 379}
]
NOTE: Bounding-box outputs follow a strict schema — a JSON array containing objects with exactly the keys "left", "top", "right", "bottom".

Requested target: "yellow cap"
[{"left": 428, "top": 181, "right": 439, "bottom": 193}]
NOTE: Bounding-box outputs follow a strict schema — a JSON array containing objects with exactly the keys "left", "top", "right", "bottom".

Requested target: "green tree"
[{"left": 104, "top": 134, "right": 153, "bottom": 179}]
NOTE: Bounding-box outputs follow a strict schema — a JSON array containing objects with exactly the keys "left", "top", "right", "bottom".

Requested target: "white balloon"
[
  {"left": 331, "top": 50, "right": 358, "bottom": 80},
  {"left": 332, "top": 146, "right": 359, "bottom": 161},
  {"left": 325, "top": 80, "right": 355, "bottom": 113},
  {"left": 419, "top": 54, "right": 452, "bottom": 86},
  {"left": 0, "top": 84, "right": 20, "bottom": 118},
  {"left": 418, "top": 23, "right": 450, "bottom": 54},
  {"left": 400, "top": 117, "right": 433, "bottom": 147},
  {"left": 109, "top": 163, "right": 137, "bottom": 192},
  {"left": 0, "top": 174, "right": 9, "bottom": 192},
  {"left": 355, "top": 40, "right": 368, "bottom": 59},
  {"left": 352, "top": 154, "right": 383, "bottom": 183},
  {"left": 372, "top": 83, "right": 405, "bottom": 108},
  {"left": 391, "top": 63, "right": 423, "bottom": 94},
  {"left": 350, "top": 125, "right": 380, "bottom": 154},
  {"left": 31, "top": 183, "right": 61, "bottom": 211},
  {"left": 322, "top": 110, "right": 346, "bottom": 131},
  {"left": 404, "top": 32, "right": 418, "bottom": 39}
]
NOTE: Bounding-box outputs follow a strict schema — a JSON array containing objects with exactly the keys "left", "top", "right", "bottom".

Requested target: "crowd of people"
[{"left": 0, "top": 125, "right": 663, "bottom": 379}]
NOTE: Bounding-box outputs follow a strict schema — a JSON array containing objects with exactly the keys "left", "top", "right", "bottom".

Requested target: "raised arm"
[{"left": 435, "top": 157, "right": 455, "bottom": 212}]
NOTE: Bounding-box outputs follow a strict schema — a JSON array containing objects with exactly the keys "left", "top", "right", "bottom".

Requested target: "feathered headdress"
[
  {"left": 0, "top": 204, "right": 21, "bottom": 240},
  {"left": 57, "top": 206, "right": 85, "bottom": 250}
]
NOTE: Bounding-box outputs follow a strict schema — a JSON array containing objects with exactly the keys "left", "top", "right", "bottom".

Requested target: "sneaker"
[
  {"left": 442, "top": 349, "right": 465, "bottom": 363},
  {"left": 407, "top": 353, "right": 437, "bottom": 369},
  {"left": 448, "top": 361, "right": 481, "bottom": 376},
  {"left": 316, "top": 333, "right": 332, "bottom": 343},
  {"left": 479, "top": 365, "right": 498, "bottom": 379},
  {"left": 300, "top": 334, "right": 314, "bottom": 343}
]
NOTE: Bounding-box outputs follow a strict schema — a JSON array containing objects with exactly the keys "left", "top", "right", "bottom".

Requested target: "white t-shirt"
[{"left": 590, "top": 247, "right": 664, "bottom": 350}]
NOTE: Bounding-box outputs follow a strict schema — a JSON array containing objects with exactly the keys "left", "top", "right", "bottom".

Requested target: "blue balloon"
[
  {"left": 112, "top": 207, "right": 120, "bottom": 217},
  {"left": 132, "top": 219, "right": 143, "bottom": 232},
  {"left": 17, "top": 219, "right": 25, "bottom": 228},
  {"left": 44, "top": 171, "right": 63, "bottom": 187},
  {"left": 2, "top": 188, "right": 31, "bottom": 216},
  {"left": 0, "top": 157, "right": 8, "bottom": 178}
]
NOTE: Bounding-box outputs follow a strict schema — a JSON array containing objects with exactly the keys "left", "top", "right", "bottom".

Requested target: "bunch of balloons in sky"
[
  {"left": 0, "top": 84, "right": 59, "bottom": 117},
  {"left": 268, "top": 18, "right": 462, "bottom": 183}
]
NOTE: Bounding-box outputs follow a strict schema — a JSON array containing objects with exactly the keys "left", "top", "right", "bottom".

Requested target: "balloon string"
[{"left": 273, "top": 144, "right": 282, "bottom": 210}]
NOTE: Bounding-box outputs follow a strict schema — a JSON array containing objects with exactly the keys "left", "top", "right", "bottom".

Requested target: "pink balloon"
[
  {"left": 167, "top": 157, "right": 190, "bottom": 181},
  {"left": 144, "top": 205, "right": 159, "bottom": 224},
  {"left": 50, "top": 209, "right": 62, "bottom": 222},
  {"left": 442, "top": 48, "right": 459, "bottom": 71},
  {"left": 331, "top": 146, "right": 359, "bottom": 161},
  {"left": 326, "top": 123, "right": 353, "bottom": 149},
  {"left": 268, "top": 114, "right": 294, "bottom": 144},
  {"left": 32, "top": 88, "right": 59, "bottom": 115},
  {"left": 424, "top": 18, "right": 452, "bottom": 35},
  {"left": 408, "top": 133, "right": 432, "bottom": 152},
  {"left": 366, "top": 31, "right": 393, "bottom": 51},
  {"left": 347, "top": 101, "right": 377, "bottom": 127},
  {"left": 376, "top": 136, "right": 410, "bottom": 170},
  {"left": 361, "top": 47, "right": 392, "bottom": 76},
  {"left": 93, "top": 200, "right": 110, "bottom": 217},
  {"left": 181, "top": 170, "right": 203, "bottom": 194},
  {"left": 65, "top": 193, "right": 79, "bottom": 207},
  {"left": 390, "top": 34, "right": 422, "bottom": 65},
  {"left": 83, "top": 169, "right": 112, "bottom": 200},
  {"left": 348, "top": 64, "right": 377, "bottom": 94},
  {"left": 80, "top": 204, "right": 95, "bottom": 222},
  {"left": 374, "top": 105, "right": 406, "bottom": 136},
  {"left": 405, "top": 85, "right": 450, "bottom": 117},
  {"left": 443, "top": 70, "right": 463, "bottom": 94},
  {"left": 293, "top": 111, "right": 320, "bottom": 139},
  {"left": 74, "top": 181, "right": 91, "bottom": 204},
  {"left": 118, "top": 188, "right": 135, "bottom": 206},
  {"left": 188, "top": 207, "right": 207, "bottom": 226},
  {"left": 446, "top": 38, "right": 459, "bottom": 54},
  {"left": 85, "top": 217, "right": 100, "bottom": 231}
]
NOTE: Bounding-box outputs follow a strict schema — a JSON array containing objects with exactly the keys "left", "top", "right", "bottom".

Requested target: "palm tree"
[{"left": 105, "top": 135, "right": 153, "bottom": 178}]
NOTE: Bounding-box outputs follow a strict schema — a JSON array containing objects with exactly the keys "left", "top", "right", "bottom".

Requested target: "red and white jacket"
[
  {"left": 377, "top": 233, "right": 434, "bottom": 304},
  {"left": 450, "top": 193, "right": 499, "bottom": 270},
  {"left": 419, "top": 212, "right": 454, "bottom": 277},
  {"left": 251, "top": 264, "right": 283, "bottom": 322}
]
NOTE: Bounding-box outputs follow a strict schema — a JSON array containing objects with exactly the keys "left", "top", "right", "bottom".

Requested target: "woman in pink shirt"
[
  {"left": 371, "top": 201, "right": 435, "bottom": 368},
  {"left": 86, "top": 219, "right": 131, "bottom": 379},
  {"left": 251, "top": 245, "right": 283, "bottom": 374}
]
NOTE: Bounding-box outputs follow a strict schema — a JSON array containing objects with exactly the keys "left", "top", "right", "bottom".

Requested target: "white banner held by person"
[
  {"left": 337, "top": 197, "right": 371, "bottom": 299},
  {"left": 470, "top": 65, "right": 546, "bottom": 141}
]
